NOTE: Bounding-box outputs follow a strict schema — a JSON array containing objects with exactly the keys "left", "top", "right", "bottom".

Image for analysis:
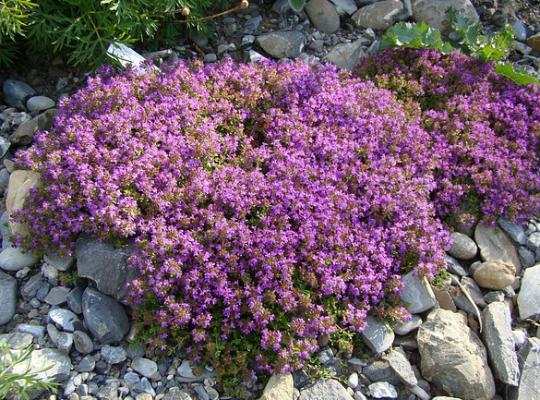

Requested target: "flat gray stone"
[
  {"left": 21, "top": 272, "right": 45, "bottom": 299},
  {"left": 324, "top": 40, "right": 366, "bottom": 70},
  {"left": 0, "top": 270, "right": 17, "bottom": 325},
  {"left": 399, "top": 271, "right": 437, "bottom": 314},
  {"left": 15, "top": 323, "right": 45, "bottom": 338},
  {"left": 517, "top": 264, "right": 540, "bottom": 320},
  {"left": 384, "top": 348, "right": 417, "bottom": 386},
  {"left": 474, "top": 223, "right": 521, "bottom": 273},
  {"left": 82, "top": 287, "right": 129, "bottom": 344},
  {"left": 12, "top": 348, "right": 72, "bottom": 382},
  {"left": 363, "top": 360, "right": 400, "bottom": 385},
  {"left": 44, "top": 286, "right": 70, "bottom": 306},
  {"left": 305, "top": 0, "right": 340, "bottom": 33},
  {"left": 256, "top": 31, "right": 306, "bottom": 59},
  {"left": 448, "top": 232, "right": 477, "bottom": 260},
  {"left": 76, "top": 236, "right": 135, "bottom": 300},
  {"left": 483, "top": 301, "right": 519, "bottom": 385},
  {"left": 361, "top": 316, "right": 394, "bottom": 353},
  {"left": 0, "top": 246, "right": 37, "bottom": 271},
  {"left": 513, "top": 338, "right": 540, "bottom": 399},
  {"left": 498, "top": 219, "right": 527, "bottom": 245},
  {"left": 48, "top": 308, "right": 81, "bottom": 332},
  {"left": 417, "top": 309, "right": 495, "bottom": 399},
  {"left": 298, "top": 379, "right": 353, "bottom": 400}
]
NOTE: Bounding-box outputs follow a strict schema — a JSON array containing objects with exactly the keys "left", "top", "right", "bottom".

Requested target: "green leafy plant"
[
  {"left": 288, "top": 0, "right": 306, "bottom": 12},
  {"left": 0, "top": 340, "right": 58, "bottom": 399},
  {"left": 0, "top": 0, "right": 36, "bottom": 67},
  {"left": 27, "top": 0, "right": 231, "bottom": 69},
  {"left": 380, "top": 9, "right": 540, "bottom": 86}
]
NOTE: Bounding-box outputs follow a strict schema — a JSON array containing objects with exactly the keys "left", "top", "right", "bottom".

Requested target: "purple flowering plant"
[{"left": 13, "top": 50, "right": 540, "bottom": 388}]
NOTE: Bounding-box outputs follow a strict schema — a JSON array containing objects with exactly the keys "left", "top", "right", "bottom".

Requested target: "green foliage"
[
  {"left": 447, "top": 8, "right": 514, "bottom": 62},
  {"left": 288, "top": 0, "right": 306, "bottom": 12},
  {"left": 0, "top": 0, "right": 36, "bottom": 67},
  {"left": 380, "top": 9, "right": 539, "bottom": 86},
  {"left": 381, "top": 22, "right": 453, "bottom": 54},
  {"left": 0, "top": 339, "right": 58, "bottom": 399},
  {"left": 495, "top": 62, "right": 540, "bottom": 86},
  {"left": 1, "top": 0, "right": 230, "bottom": 69}
]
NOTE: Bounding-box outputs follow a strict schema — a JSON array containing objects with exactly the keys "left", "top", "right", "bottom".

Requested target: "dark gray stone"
[
  {"left": 73, "top": 330, "right": 94, "bottom": 354},
  {"left": 45, "top": 286, "right": 71, "bottom": 306},
  {"left": 48, "top": 308, "right": 81, "bottom": 332},
  {"left": 0, "top": 270, "right": 17, "bottom": 325},
  {"left": 483, "top": 301, "right": 519, "bottom": 385},
  {"left": 256, "top": 31, "right": 306, "bottom": 59},
  {"left": 67, "top": 286, "right": 84, "bottom": 314},
  {"left": 3, "top": 79, "right": 36, "bottom": 109},
  {"left": 82, "top": 288, "right": 129, "bottom": 344},
  {"left": 399, "top": 271, "right": 437, "bottom": 313},
  {"left": 76, "top": 236, "right": 135, "bottom": 300},
  {"left": 448, "top": 232, "right": 477, "bottom": 260},
  {"left": 22, "top": 272, "right": 45, "bottom": 299},
  {"left": 498, "top": 219, "right": 527, "bottom": 245}
]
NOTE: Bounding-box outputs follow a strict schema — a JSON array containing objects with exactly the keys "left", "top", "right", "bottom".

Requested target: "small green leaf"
[
  {"left": 288, "top": 0, "right": 306, "bottom": 12},
  {"left": 495, "top": 63, "right": 540, "bottom": 86}
]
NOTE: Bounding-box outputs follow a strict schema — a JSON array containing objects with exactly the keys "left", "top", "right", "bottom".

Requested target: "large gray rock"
[
  {"left": 256, "top": 32, "right": 305, "bottom": 59},
  {"left": 82, "top": 288, "right": 129, "bottom": 344},
  {"left": 361, "top": 316, "right": 394, "bottom": 353},
  {"left": 352, "top": 0, "right": 404, "bottom": 30},
  {"left": 517, "top": 264, "right": 540, "bottom": 320},
  {"left": 324, "top": 40, "right": 366, "bottom": 70},
  {"left": 448, "top": 232, "right": 477, "bottom": 260},
  {"left": 259, "top": 373, "right": 294, "bottom": 400},
  {"left": 11, "top": 348, "right": 72, "bottom": 382},
  {"left": 512, "top": 338, "right": 540, "bottom": 399},
  {"left": 305, "top": 0, "right": 340, "bottom": 33},
  {"left": 474, "top": 222, "right": 521, "bottom": 273},
  {"left": 0, "top": 270, "right": 17, "bottom": 325},
  {"left": 417, "top": 309, "right": 496, "bottom": 399},
  {"left": 298, "top": 379, "right": 353, "bottom": 400},
  {"left": 483, "top": 302, "right": 519, "bottom": 385},
  {"left": 2, "top": 79, "right": 36, "bottom": 109},
  {"left": 0, "top": 246, "right": 38, "bottom": 272},
  {"left": 399, "top": 271, "right": 437, "bottom": 314},
  {"left": 412, "top": 0, "right": 478, "bottom": 31},
  {"left": 76, "top": 236, "right": 135, "bottom": 300}
]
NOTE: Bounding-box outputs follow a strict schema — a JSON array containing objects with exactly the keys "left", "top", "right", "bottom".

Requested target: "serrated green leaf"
[{"left": 495, "top": 63, "right": 540, "bottom": 86}]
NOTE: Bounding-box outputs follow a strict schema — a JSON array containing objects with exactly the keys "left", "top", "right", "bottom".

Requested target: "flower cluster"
[
  {"left": 357, "top": 48, "right": 540, "bottom": 223},
  {"left": 15, "top": 51, "right": 540, "bottom": 379}
]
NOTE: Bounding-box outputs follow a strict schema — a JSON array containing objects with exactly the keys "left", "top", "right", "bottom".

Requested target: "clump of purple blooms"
[{"left": 15, "top": 50, "right": 540, "bottom": 378}]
